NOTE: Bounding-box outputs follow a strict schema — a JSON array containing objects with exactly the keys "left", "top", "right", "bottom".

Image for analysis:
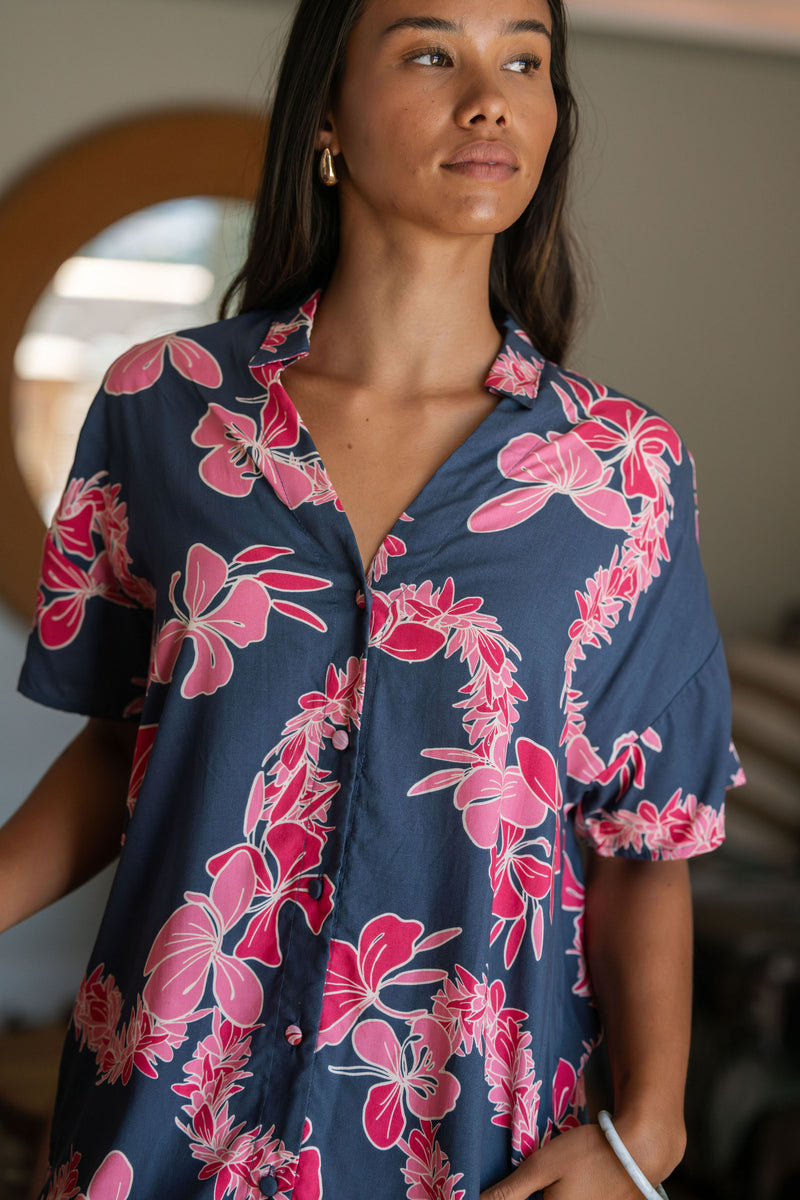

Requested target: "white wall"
[{"left": 1, "top": 0, "right": 798, "bottom": 1021}]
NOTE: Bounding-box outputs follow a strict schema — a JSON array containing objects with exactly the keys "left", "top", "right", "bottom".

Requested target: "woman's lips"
[{"left": 442, "top": 141, "right": 519, "bottom": 180}]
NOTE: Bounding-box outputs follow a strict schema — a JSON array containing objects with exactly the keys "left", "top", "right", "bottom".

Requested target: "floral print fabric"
[{"left": 19, "top": 294, "right": 741, "bottom": 1200}]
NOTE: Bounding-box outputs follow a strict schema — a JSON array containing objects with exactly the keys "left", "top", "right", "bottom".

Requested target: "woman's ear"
[{"left": 315, "top": 113, "right": 340, "bottom": 156}]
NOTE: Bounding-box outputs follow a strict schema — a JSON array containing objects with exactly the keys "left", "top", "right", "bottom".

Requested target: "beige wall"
[{"left": 568, "top": 32, "right": 799, "bottom": 640}]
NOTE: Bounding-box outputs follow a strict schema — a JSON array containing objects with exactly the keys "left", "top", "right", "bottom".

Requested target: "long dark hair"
[{"left": 220, "top": 0, "right": 580, "bottom": 363}]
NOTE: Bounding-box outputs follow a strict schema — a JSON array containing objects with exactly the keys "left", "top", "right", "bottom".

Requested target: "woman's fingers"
[
  {"left": 478, "top": 1144, "right": 555, "bottom": 1200},
  {"left": 478, "top": 1125, "right": 649, "bottom": 1200}
]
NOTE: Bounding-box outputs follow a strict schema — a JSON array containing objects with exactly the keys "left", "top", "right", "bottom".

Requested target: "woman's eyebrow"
[
  {"left": 382, "top": 16, "right": 551, "bottom": 40},
  {"left": 382, "top": 16, "right": 461, "bottom": 37},
  {"left": 501, "top": 19, "right": 551, "bottom": 40}
]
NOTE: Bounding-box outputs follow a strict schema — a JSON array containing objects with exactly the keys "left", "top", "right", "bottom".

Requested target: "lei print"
[
  {"left": 468, "top": 364, "right": 726, "bottom": 860},
  {"left": 41, "top": 1150, "right": 134, "bottom": 1200},
  {"left": 36, "top": 472, "right": 154, "bottom": 652},
  {"left": 28, "top": 300, "right": 736, "bottom": 1198}
]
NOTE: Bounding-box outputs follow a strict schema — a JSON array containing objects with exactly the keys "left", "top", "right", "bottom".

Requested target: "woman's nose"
[{"left": 453, "top": 72, "right": 510, "bottom": 128}]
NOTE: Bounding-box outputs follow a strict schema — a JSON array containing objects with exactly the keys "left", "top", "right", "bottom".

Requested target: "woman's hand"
[{"left": 479, "top": 1120, "right": 670, "bottom": 1200}]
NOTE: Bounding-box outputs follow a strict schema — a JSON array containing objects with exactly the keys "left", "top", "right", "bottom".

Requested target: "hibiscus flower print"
[
  {"left": 143, "top": 847, "right": 263, "bottom": 1026},
  {"left": 152, "top": 543, "right": 330, "bottom": 698},
  {"left": 575, "top": 396, "right": 682, "bottom": 501},
  {"left": 331, "top": 1017, "right": 460, "bottom": 1150},
  {"left": 317, "top": 914, "right": 460, "bottom": 1048},
  {"left": 104, "top": 334, "right": 222, "bottom": 395},
  {"left": 469, "top": 430, "right": 632, "bottom": 534},
  {"left": 191, "top": 392, "right": 316, "bottom": 508}
]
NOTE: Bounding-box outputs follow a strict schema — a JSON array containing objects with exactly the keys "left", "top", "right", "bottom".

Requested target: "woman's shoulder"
[
  {"left": 540, "top": 357, "right": 683, "bottom": 444},
  {"left": 98, "top": 307, "right": 277, "bottom": 402}
]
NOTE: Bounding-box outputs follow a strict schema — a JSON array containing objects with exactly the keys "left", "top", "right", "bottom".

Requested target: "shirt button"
[
  {"left": 258, "top": 1173, "right": 278, "bottom": 1197},
  {"left": 284, "top": 1023, "right": 303, "bottom": 1046},
  {"left": 332, "top": 729, "right": 349, "bottom": 751},
  {"left": 308, "top": 876, "right": 324, "bottom": 900}
]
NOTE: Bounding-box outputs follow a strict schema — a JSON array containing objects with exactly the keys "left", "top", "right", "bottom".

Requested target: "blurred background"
[{"left": 0, "top": 1, "right": 798, "bottom": 1197}]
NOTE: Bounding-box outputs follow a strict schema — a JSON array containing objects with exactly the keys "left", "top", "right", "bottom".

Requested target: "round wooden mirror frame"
[{"left": 0, "top": 108, "right": 266, "bottom": 622}]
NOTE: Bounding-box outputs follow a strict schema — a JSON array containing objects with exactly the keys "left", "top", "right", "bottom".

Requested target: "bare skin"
[
  {"left": 0, "top": 718, "right": 136, "bottom": 934},
  {"left": 2, "top": 2, "right": 692, "bottom": 1196}
]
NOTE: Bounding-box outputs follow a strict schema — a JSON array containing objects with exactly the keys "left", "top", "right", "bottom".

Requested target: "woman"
[{"left": 3, "top": 1, "right": 741, "bottom": 1198}]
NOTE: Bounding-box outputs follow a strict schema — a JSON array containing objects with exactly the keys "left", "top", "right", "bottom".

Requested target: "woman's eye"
[
  {"left": 504, "top": 55, "right": 543, "bottom": 74},
  {"left": 409, "top": 47, "right": 452, "bottom": 67}
]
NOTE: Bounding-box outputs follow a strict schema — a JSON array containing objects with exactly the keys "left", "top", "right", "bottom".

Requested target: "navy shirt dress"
[{"left": 19, "top": 293, "right": 742, "bottom": 1200}]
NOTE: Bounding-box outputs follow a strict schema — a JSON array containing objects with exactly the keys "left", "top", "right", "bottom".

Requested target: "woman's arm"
[
  {"left": 479, "top": 854, "right": 693, "bottom": 1200},
  {"left": 0, "top": 717, "right": 138, "bottom": 934}
]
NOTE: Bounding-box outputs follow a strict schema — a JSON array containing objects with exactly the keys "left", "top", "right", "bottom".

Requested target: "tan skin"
[{"left": 0, "top": 2, "right": 691, "bottom": 1196}]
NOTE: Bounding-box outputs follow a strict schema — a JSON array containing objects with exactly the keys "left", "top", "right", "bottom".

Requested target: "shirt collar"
[{"left": 248, "top": 291, "right": 544, "bottom": 408}]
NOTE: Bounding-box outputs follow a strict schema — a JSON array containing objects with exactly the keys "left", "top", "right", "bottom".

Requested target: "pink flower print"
[
  {"left": 468, "top": 431, "right": 632, "bottom": 533},
  {"left": 551, "top": 1058, "right": 583, "bottom": 1132},
  {"left": 576, "top": 397, "right": 682, "bottom": 500},
  {"left": 431, "top": 966, "right": 494, "bottom": 1057},
  {"left": 576, "top": 788, "right": 725, "bottom": 859},
  {"left": 398, "top": 1121, "right": 466, "bottom": 1200},
  {"left": 126, "top": 723, "right": 157, "bottom": 818},
  {"left": 482, "top": 996, "right": 540, "bottom": 1155},
  {"left": 337, "top": 1017, "right": 460, "bottom": 1150},
  {"left": 42, "top": 1152, "right": 81, "bottom": 1200},
  {"left": 152, "top": 543, "right": 271, "bottom": 698},
  {"left": 566, "top": 554, "right": 631, "bottom": 653},
  {"left": 368, "top": 534, "right": 407, "bottom": 584},
  {"left": 213, "top": 826, "right": 333, "bottom": 968},
  {"left": 485, "top": 345, "right": 543, "bottom": 400},
  {"left": 454, "top": 737, "right": 561, "bottom": 849},
  {"left": 491, "top": 823, "right": 554, "bottom": 966},
  {"left": 559, "top": 847, "right": 584, "bottom": 911},
  {"left": 94, "top": 485, "right": 156, "bottom": 610},
  {"left": 594, "top": 726, "right": 662, "bottom": 796},
  {"left": 77, "top": 1152, "right": 133, "bottom": 1200},
  {"left": 192, "top": 393, "right": 315, "bottom": 507},
  {"left": 173, "top": 1013, "right": 298, "bottom": 1199},
  {"left": 143, "top": 848, "right": 263, "bottom": 1026},
  {"left": 50, "top": 474, "right": 106, "bottom": 559},
  {"left": 104, "top": 334, "right": 222, "bottom": 395},
  {"left": 251, "top": 292, "right": 320, "bottom": 366},
  {"left": 368, "top": 591, "right": 449, "bottom": 661},
  {"left": 291, "top": 1120, "right": 323, "bottom": 1200},
  {"left": 559, "top": 850, "right": 591, "bottom": 999},
  {"left": 565, "top": 733, "right": 605, "bottom": 785},
  {"left": 37, "top": 536, "right": 131, "bottom": 649},
  {"left": 238, "top": 544, "right": 331, "bottom": 631},
  {"left": 73, "top": 964, "right": 193, "bottom": 1086},
  {"left": 317, "top": 914, "right": 460, "bottom": 1049}
]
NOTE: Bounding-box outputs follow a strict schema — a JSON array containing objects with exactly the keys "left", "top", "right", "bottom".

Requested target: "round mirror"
[
  {"left": 0, "top": 109, "right": 266, "bottom": 619},
  {"left": 12, "top": 196, "right": 252, "bottom": 525}
]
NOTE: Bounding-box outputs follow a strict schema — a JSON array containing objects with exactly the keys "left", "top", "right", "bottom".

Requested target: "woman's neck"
[{"left": 306, "top": 218, "right": 503, "bottom": 399}]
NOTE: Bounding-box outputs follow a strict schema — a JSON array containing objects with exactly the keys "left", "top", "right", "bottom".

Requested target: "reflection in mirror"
[{"left": 12, "top": 196, "right": 252, "bottom": 524}]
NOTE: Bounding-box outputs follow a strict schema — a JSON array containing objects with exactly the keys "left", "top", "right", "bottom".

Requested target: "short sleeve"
[
  {"left": 17, "top": 386, "right": 155, "bottom": 721},
  {"left": 569, "top": 448, "right": 743, "bottom": 860}
]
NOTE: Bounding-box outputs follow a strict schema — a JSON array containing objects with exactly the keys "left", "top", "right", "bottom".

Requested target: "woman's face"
[{"left": 324, "top": 0, "right": 558, "bottom": 239}]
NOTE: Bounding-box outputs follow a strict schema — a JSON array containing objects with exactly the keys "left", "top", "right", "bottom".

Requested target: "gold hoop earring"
[{"left": 319, "top": 146, "right": 338, "bottom": 187}]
